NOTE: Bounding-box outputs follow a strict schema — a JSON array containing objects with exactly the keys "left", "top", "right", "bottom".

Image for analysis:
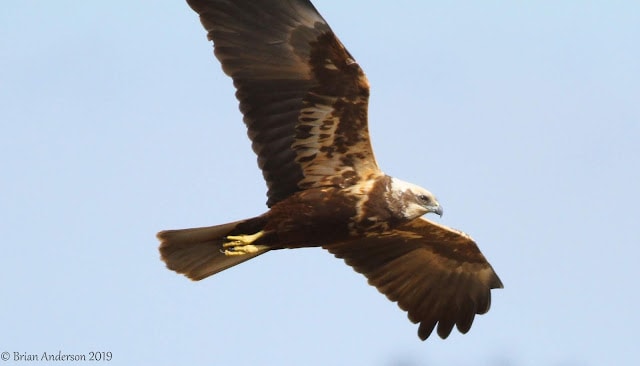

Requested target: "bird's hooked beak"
[{"left": 430, "top": 203, "right": 443, "bottom": 217}]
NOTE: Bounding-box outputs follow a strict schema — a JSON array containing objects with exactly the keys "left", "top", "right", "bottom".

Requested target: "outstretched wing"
[
  {"left": 323, "top": 217, "right": 503, "bottom": 340},
  {"left": 187, "top": 0, "right": 379, "bottom": 207}
]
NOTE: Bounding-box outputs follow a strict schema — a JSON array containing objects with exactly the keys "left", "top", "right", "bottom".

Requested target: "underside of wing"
[
  {"left": 323, "top": 217, "right": 503, "bottom": 340},
  {"left": 187, "top": 0, "right": 379, "bottom": 207}
]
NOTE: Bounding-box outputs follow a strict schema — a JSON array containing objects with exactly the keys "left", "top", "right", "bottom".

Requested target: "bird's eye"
[{"left": 418, "top": 194, "right": 430, "bottom": 203}]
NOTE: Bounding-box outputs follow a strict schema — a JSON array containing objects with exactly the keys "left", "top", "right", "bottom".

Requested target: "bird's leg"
[
  {"left": 222, "top": 231, "right": 268, "bottom": 256},
  {"left": 225, "top": 231, "right": 265, "bottom": 245}
]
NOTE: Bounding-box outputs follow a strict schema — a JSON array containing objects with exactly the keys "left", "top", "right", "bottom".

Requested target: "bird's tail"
[{"left": 158, "top": 218, "right": 269, "bottom": 280}]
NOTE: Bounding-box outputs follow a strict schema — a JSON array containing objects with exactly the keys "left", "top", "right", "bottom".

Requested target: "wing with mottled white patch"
[{"left": 188, "top": 0, "right": 379, "bottom": 207}]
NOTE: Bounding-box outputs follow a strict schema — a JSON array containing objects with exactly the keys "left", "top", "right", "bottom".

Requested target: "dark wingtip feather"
[{"left": 417, "top": 319, "right": 437, "bottom": 341}]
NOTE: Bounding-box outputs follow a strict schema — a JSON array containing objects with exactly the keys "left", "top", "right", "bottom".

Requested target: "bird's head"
[{"left": 389, "top": 177, "right": 443, "bottom": 220}]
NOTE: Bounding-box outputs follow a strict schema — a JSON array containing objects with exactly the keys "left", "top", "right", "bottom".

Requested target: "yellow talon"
[
  {"left": 223, "top": 244, "right": 268, "bottom": 256},
  {"left": 222, "top": 231, "right": 267, "bottom": 256},
  {"left": 223, "top": 231, "right": 265, "bottom": 247}
]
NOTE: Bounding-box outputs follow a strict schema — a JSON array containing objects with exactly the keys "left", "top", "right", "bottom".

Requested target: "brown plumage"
[{"left": 158, "top": 0, "right": 502, "bottom": 341}]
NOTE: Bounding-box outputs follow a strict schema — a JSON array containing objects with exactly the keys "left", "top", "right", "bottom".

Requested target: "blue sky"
[{"left": 1, "top": 1, "right": 638, "bottom": 365}]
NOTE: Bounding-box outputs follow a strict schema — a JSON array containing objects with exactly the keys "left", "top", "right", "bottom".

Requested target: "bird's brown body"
[
  {"left": 160, "top": 174, "right": 417, "bottom": 259},
  {"left": 233, "top": 185, "right": 361, "bottom": 249}
]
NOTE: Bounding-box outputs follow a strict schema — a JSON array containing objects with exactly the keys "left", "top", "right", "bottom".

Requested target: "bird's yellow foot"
[
  {"left": 222, "top": 231, "right": 268, "bottom": 256},
  {"left": 224, "top": 231, "right": 265, "bottom": 245}
]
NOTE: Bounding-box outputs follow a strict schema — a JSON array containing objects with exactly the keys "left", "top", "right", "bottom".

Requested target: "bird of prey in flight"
[{"left": 158, "top": 0, "right": 502, "bottom": 340}]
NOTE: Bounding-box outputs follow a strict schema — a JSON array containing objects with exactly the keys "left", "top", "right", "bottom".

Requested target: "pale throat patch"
[{"left": 389, "top": 177, "right": 436, "bottom": 219}]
